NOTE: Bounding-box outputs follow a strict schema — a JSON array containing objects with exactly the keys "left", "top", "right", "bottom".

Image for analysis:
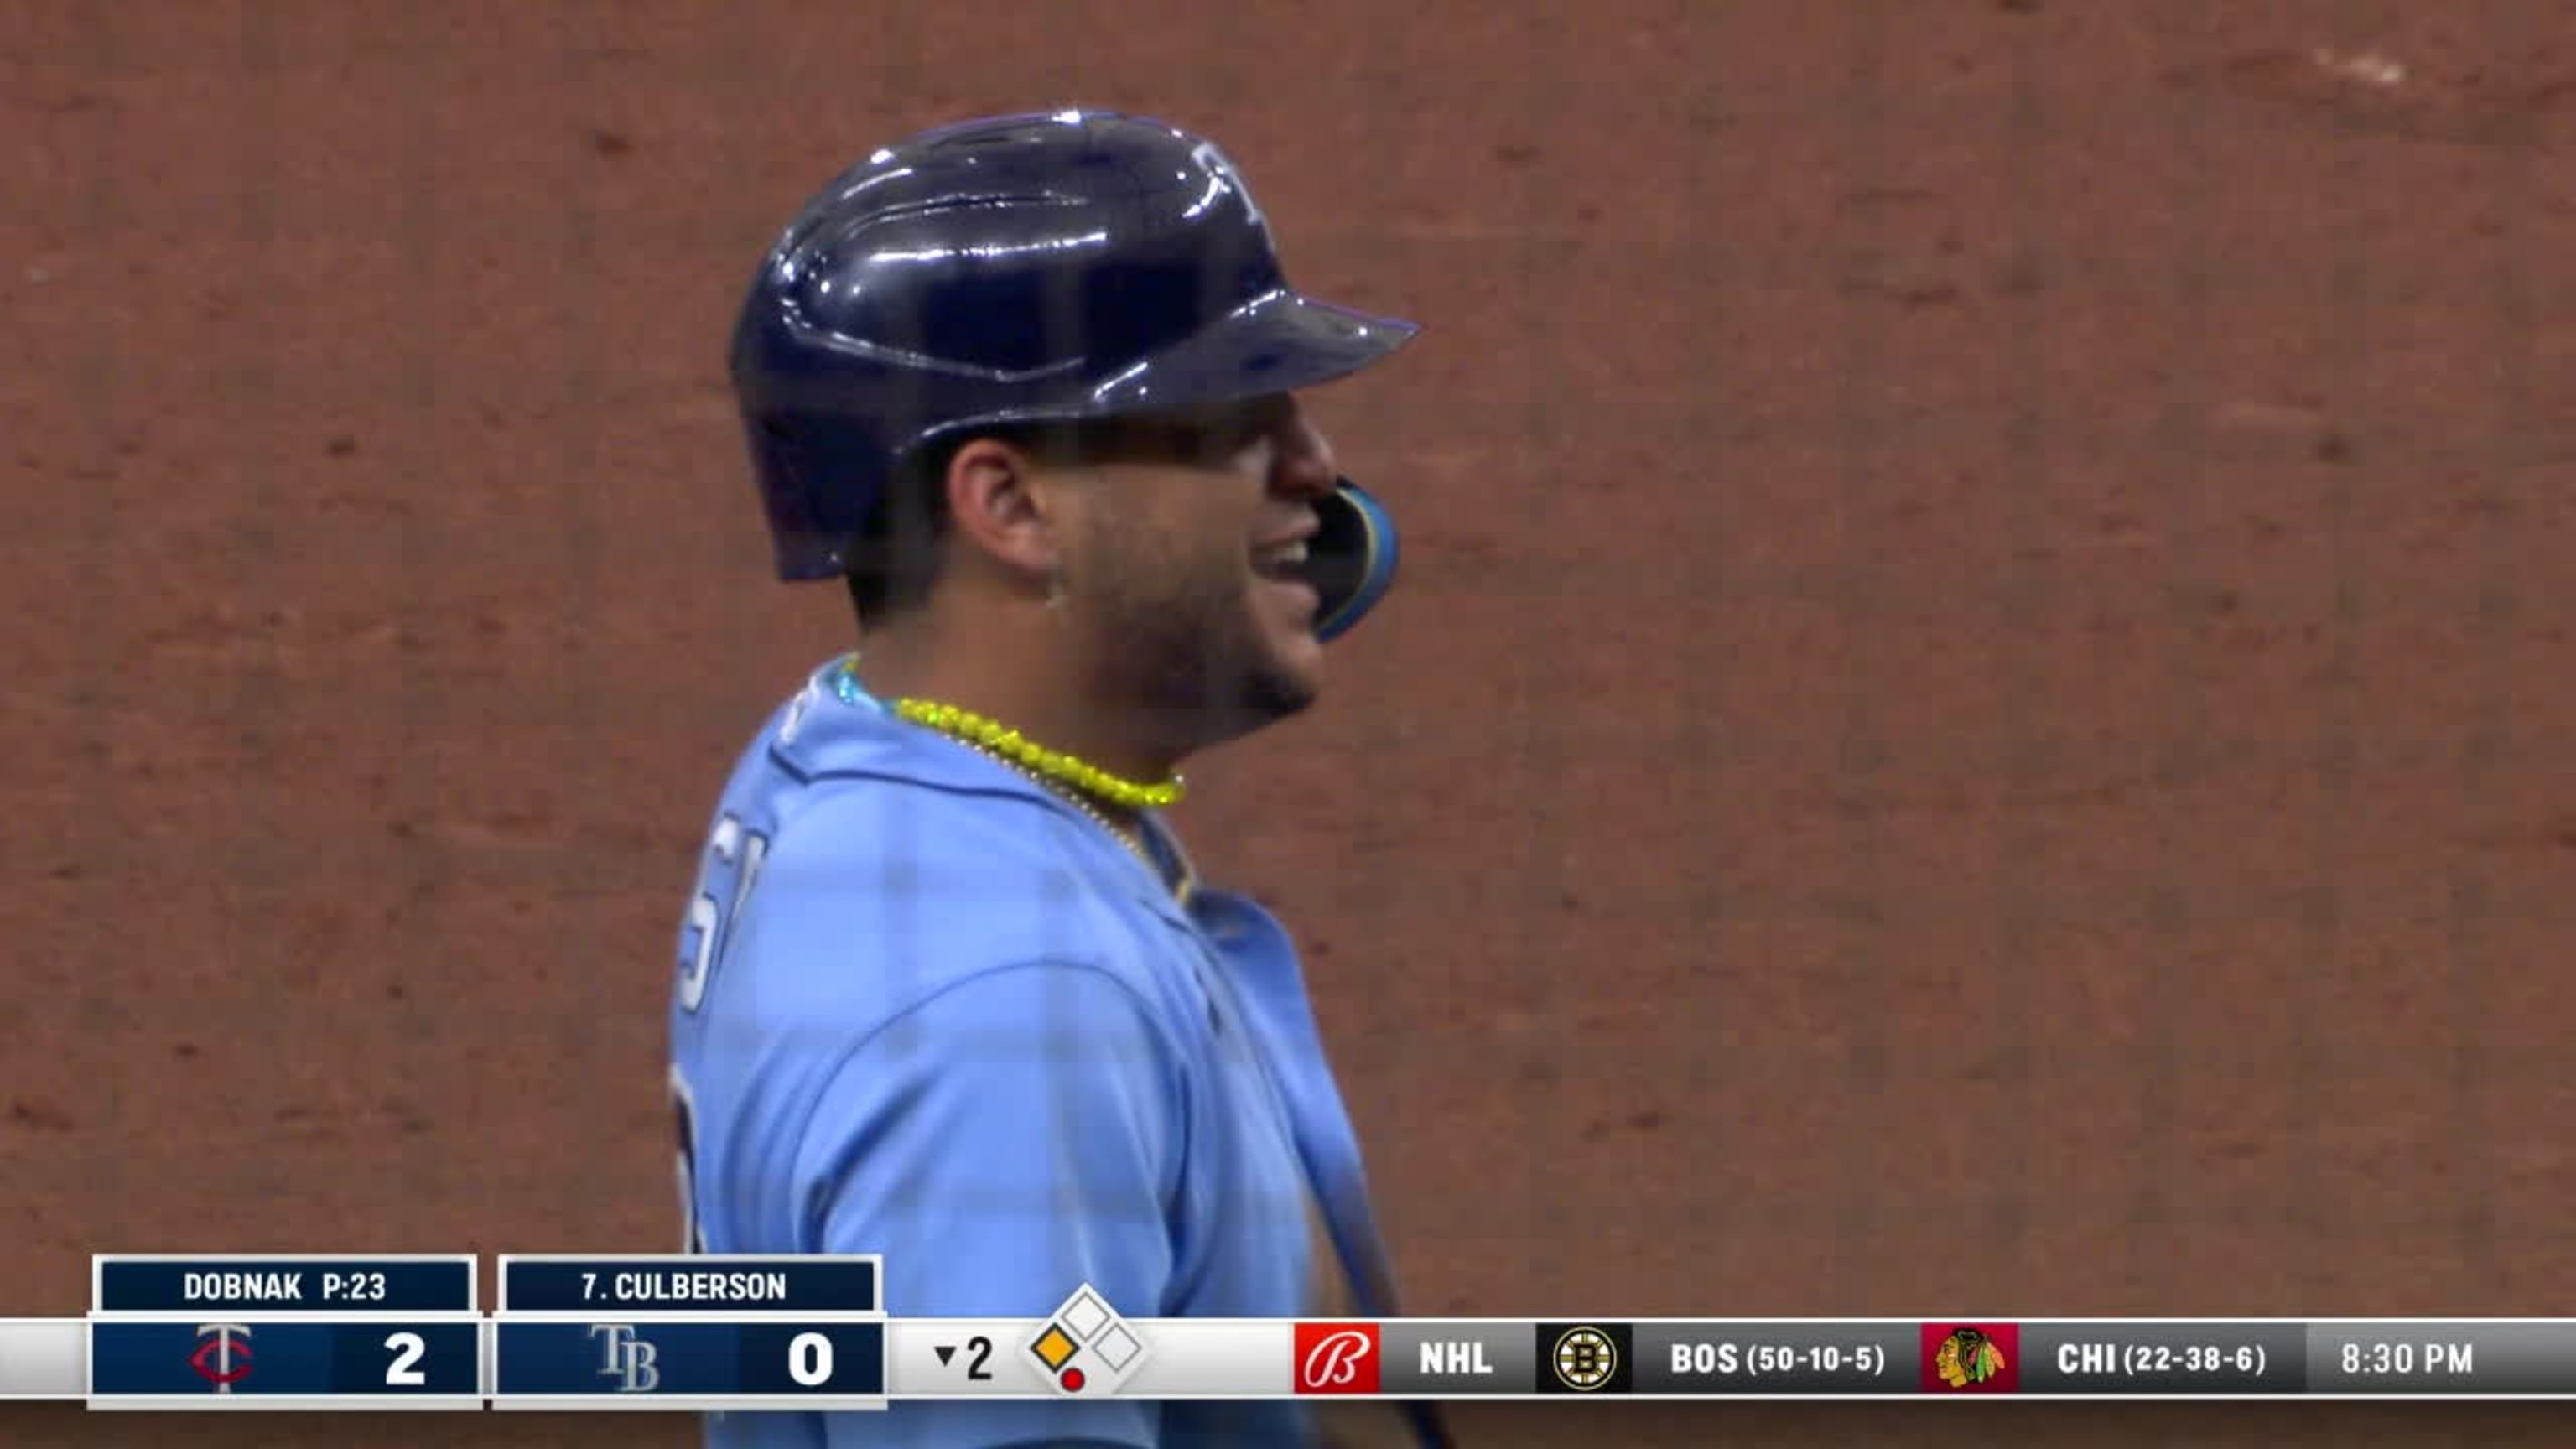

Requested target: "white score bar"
[{"left": 0, "top": 1320, "right": 84, "bottom": 1400}]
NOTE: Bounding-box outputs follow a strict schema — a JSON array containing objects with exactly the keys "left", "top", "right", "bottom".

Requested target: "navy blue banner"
[
  {"left": 501, "top": 1258, "right": 877, "bottom": 1313},
  {"left": 494, "top": 1319, "right": 884, "bottom": 1400},
  {"left": 88, "top": 1319, "right": 480, "bottom": 1399},
  {"left": 96, "top": 1259, "right": 474, "bottom": 1313}
]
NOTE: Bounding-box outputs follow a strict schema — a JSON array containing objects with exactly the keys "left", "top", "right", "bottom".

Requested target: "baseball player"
[{"left": 668, "top": 111, "right": 1446, "bottom": 1449}]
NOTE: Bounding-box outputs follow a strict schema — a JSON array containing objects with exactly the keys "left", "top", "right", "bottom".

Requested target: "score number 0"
[{"left": 789, "top": 1332, "right": 835, "bottom": 1387}]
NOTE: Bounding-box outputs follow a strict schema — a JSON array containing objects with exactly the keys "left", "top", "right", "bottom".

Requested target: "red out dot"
[{"left": 1062, "top": 1367, "right": 1087, "bottom": 1392}]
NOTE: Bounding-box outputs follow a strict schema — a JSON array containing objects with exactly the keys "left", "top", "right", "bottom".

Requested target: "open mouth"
[{"left": 1250, "top": 537, "right": 1311, "bottom": 583}]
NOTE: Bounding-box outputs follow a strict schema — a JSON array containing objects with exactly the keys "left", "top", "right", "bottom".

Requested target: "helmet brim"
[{"left": 1081, "top": 286, "right": 1419, "bottom": 414}]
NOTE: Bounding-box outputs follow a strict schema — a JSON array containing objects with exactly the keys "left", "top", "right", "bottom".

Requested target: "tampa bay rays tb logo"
[
  {"left": 591, "top": 1324, "right": 661, "bottom": 1392},
  {"left": 1190, "top": 140, "right": 1268, "bottom": 236}
]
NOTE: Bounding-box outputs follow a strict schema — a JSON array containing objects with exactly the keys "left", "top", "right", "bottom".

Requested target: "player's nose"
[{"left": 1270, "top": 398, "right": 1337, "bottom": 501}]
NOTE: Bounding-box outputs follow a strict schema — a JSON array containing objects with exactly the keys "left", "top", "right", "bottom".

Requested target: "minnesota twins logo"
[
  {"left": 190, "top": 1323, "right": 254, "bottom": 1393},
  {"left": 590, "top": 1324, "right": 662, "bottom": 1393}
]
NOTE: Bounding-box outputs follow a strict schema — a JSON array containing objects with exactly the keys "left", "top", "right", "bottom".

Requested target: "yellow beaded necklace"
[
  {"left": 887, "top": 699, "right": 1186, "bottom": 813},
  {"left": 834, "top": 659, "right": 1190, "bottom": 894}
]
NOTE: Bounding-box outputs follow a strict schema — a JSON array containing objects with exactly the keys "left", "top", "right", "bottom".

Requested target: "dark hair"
[
  {"left": 842, "top": 436, "right": 962, "bottom": 631},
  {"left": 844, "top": 423, "right": 1104, "bottom": 631}
]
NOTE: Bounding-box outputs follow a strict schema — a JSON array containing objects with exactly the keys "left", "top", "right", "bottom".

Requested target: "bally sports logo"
[{"left": 1293, "top": 1322, "right": 1380, "bottom": 1394}]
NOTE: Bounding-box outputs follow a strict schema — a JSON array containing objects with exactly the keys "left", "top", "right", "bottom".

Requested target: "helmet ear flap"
[
  {"left": 739, "top": 411, "right": 894, "bottom": 580},
  {"left": 1306, "top": 480, "right": 1399, "bottom": 643}
]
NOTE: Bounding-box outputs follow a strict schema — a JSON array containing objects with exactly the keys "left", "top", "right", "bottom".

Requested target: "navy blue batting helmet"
[{"left": 728, "top": 109, "right": 1417, "bottom": 641}]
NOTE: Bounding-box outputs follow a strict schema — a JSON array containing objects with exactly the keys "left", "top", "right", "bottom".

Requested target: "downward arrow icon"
[{"left": 934, "top": 1344, "right": 957, "bottom": 1367}]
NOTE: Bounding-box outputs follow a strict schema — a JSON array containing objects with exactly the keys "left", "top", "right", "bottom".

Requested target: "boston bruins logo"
[{"left": 1550, "top": 1325, "right": 1618, "bottom": 1391}]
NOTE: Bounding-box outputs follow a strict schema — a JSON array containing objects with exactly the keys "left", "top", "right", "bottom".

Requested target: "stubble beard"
[{"left": 1076, "top": 540, "right": 1318, "bottom": 754}]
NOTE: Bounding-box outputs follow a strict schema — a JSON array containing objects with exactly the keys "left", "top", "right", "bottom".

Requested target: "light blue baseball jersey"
[{"left": 669, "top": 657, "right": 1418, "bottom": 1448}]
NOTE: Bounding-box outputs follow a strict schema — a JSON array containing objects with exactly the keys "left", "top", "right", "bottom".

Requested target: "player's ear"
[{"left": 940, "top": 434, "right": 1064, "bottom": 582}]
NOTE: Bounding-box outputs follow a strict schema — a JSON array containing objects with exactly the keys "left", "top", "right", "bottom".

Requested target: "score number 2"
[{"left": 384, "top": 1332, "right": 427, "bottom": 1386}]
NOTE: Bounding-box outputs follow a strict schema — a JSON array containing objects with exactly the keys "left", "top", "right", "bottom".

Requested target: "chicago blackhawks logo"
[{"left": 1934, "top": 1326, "right": 2007, "bottom": 1388}]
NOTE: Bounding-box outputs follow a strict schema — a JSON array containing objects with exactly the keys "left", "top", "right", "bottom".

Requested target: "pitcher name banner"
[
  {"left": 496, "top": 1255, "right": 880, "bottom": 1314},
  {"left": 92, "top": 1256, "right": 477, "bottom": 1315}
]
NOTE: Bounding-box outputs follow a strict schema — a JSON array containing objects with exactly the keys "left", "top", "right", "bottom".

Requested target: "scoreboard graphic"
[
  {"left": 489, "top": 1254, "right": 887, "bottom": 1411},
  {"left": 85, "top": 1255, "right": 483, "bottom": 1410},
  {"left": 1024, "top": 1285, "right": 1151, "bottom": 1396},
  {"left": 14, "top": 1255, "right": 2576, "bottom": 1408}
]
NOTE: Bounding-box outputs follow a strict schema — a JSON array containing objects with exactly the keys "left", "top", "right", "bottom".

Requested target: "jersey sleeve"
[{"left": 799, "top": 960, "right": 1187, "bottom": 1449}]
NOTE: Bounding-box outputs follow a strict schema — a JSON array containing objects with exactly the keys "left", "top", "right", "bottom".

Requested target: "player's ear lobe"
[{"left": 943, "top": 438, "right": 1061, "bottom": 578}]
